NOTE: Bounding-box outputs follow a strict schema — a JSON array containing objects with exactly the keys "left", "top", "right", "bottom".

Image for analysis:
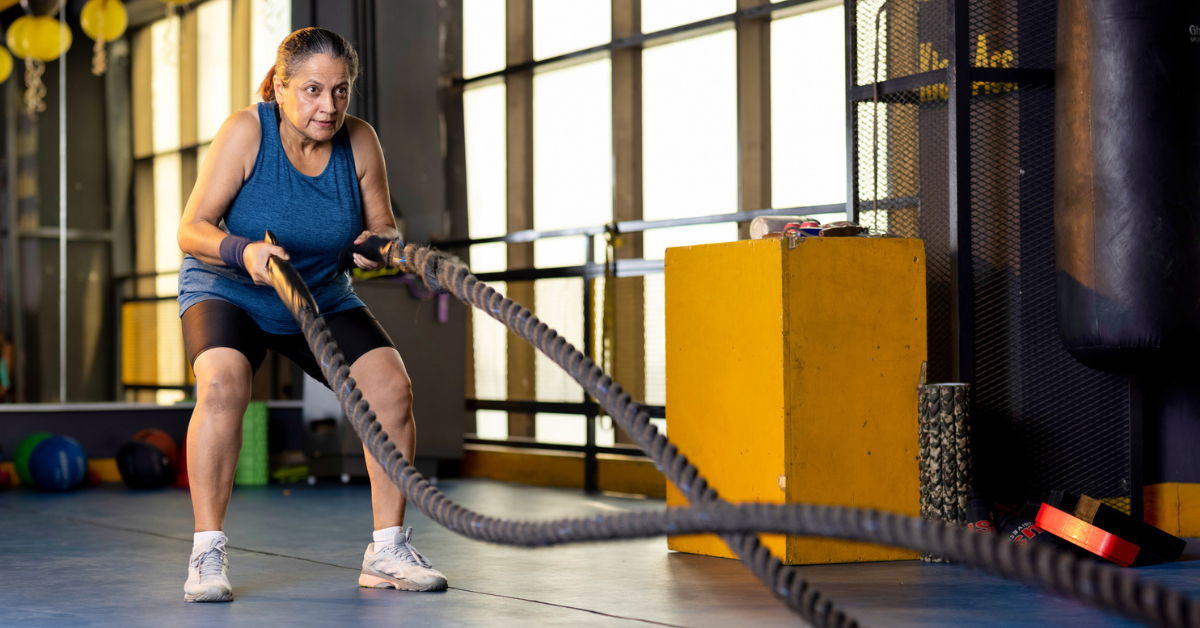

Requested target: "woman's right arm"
[{"left": 177, "top": 108, "right": 288, "bottom": 285}]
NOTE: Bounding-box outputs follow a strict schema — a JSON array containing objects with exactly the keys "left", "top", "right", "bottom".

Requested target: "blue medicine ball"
[{"left": 29, "top": 435, "right": 87, "bottom": 491}]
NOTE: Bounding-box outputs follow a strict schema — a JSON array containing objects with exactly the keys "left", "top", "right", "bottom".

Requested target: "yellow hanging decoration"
[
  {"left": 28, "top": 16, "right": 71, "bottom": 63},
  {"left": 81, "top": 0, "right": 128, "bottom": 76},
  {"left": 8, "top": 12, "right": 70, "bottom": 115},
  {"left": 24, "top": 58, "right": 46, "bottom": 114},
  {"left": 0, "top": 47, "right": 12, "bottom": 84},
  {"left": 6, "top": 15, "right": 35, "bottom": 59}
]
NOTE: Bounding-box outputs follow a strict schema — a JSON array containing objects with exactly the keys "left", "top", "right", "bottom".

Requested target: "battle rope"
[{"left": 265, "top": 233, "right": 1200, "bottom": 628}]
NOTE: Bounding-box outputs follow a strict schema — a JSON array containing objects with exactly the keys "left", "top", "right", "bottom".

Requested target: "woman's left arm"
[{"left": 347, "top": 116, "right": 398, "bottom": 270}]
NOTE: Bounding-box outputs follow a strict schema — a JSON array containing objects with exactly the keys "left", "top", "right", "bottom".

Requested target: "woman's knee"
[
  {"left": 379, "top": 373, "right": 414, "bottom": 421},
  {"left": 194, "top": 349, "right": 252, "bottom": 414}
]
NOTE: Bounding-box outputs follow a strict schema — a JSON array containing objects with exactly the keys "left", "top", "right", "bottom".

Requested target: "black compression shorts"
[{"left": 182, "top": 299, "right": 394, "bottom": 388}]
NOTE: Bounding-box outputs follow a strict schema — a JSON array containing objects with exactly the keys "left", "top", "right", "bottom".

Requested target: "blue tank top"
[{"left": 177, "top": 102, "right": 365, "bottom": 334}]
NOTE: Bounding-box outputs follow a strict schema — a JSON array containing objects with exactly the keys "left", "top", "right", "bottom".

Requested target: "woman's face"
[{"left": 274, "top": 54, "right": 352, "bottom": 142}]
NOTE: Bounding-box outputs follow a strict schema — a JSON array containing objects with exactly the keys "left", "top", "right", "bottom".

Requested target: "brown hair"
[{"left": 258, "top": 27, "right": 361, "bottom": 102}]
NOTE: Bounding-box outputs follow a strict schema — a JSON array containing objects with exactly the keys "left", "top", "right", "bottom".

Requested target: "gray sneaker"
[
  {"left": 184, "top": 536, "right": 234, "bottom": 602},
  {"left": 359, "top": 527, "right": 448, "bottom": 591}
]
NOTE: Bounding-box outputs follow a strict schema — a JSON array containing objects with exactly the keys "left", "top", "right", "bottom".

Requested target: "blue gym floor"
[{"left": 1, "top": 478, "right": 1197, "bottom": 627}]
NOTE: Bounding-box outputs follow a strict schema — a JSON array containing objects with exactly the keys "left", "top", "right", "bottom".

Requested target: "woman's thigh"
[
  {"left": 268, "top": 306, "right": 396, "bottom": 388},
  {"left": 182, "top": 299, "right": 269, "bottom": 375}
]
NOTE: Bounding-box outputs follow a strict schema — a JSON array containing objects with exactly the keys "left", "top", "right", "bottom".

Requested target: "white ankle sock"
[
  {"left": 194, "top": 530, "right": 225, "bottom": 546},
  {"left": 373, "top": 526, "right": 401, "bottom": 549}
]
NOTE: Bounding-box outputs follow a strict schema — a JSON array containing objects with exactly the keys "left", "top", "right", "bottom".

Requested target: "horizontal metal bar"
[
  {"left": 465, "top": 436, "right": 648, "bottom": 458},
  {"left": 469, "top": 398, "right": 598, "bottom": 415},
  {"left": 435, "top": 204, "right": 845, "bottom": 249},
  {"left": 114, "top": 271, "right": 180, "bottom": 282},
  {"left": 121, "top": 295, "right": 178, "bottom": 304},
  {"left": 468, "top": 398, "right": 666, "bottom": 419},
  {"left": 972, "top": 67, "right": 1054, "bottom": 86},
  {"left": 849, "top": 69, "right": 946, "bottom": 102},
  {"left": 473, "top": 258, "right": 665, "bottom": 283},
  {"left": 0, "top": 400, "right": 303, "bottom": 413},
  {"left": 16, "top": 227, "right": 114, "bottom": 241},
  {"left": 849, "top": 68, "right": 1054, "bottom": 102},
  {"left": 458, "top": 0, "right": 820, "bottom": 86},
  {"left": 856, "top": 196, "right": 921, "bottom": 212}
]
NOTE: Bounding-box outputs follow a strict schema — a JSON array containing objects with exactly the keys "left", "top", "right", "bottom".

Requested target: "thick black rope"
[{"left": 265, "top": 242, "right": 1200, "bottom": 628}]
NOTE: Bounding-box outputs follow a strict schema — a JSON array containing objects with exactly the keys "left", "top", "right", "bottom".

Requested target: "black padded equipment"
[
  {"left": 1055, "top": 0, "right": 1200, "bottom": 373},
  {"left": 116, "top": 441, "right": 175, "bottom": 489}
]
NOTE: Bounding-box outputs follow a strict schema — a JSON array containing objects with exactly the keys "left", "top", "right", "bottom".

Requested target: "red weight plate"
[{"left": 1036, "top": 503, "right": 1140, "bottom": 567}]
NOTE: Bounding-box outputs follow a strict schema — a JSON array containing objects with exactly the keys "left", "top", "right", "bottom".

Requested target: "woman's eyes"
[{"left": 303, "top": 86, "right": 347, "bottom": 96}]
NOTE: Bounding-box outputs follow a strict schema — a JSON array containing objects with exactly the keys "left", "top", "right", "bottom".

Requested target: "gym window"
[{"left": 460, "top": 0, "right": 847, "bottom": 447}]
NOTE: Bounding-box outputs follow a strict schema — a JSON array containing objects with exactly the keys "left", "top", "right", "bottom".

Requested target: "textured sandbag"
[{"left": 1055, "top": 0, "right": 1200, "bottom": 373}]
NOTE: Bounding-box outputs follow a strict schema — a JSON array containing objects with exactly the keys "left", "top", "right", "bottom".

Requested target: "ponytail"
[{"left": 258, "top": 65, "right": 278, "bottom": 102}]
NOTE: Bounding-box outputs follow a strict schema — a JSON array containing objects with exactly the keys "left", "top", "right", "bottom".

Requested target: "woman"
[{"left": 176, "top": 28, "right": 445, "bottom": 603}]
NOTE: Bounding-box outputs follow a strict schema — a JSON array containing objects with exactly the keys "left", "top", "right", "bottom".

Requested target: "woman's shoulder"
[
  {"left": 206, "top": 105, "right": 264, "bottom": 180},
  {"left": 225, "top": 105, "right": 264, "bottom": 141},
  {"left": 343, "top": 115, "right": 383, "bottom": 177}
]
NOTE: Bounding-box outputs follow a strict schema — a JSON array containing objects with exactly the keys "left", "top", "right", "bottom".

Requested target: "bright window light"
[
  {"left": 643, "top": 29, "right": 737, "bottom": 259},
  {"left": 250, "top": 0, "right": 292, "bottom": 103},
  {"left": 642, "top": 0, "right": 733, "bottom": 34},
  {"left": 464, "top": 0, "right": 506, "bottom": 77},
  {"left": 197, "top": 0, "right": 232, "bottom": 143},
  {"left": 533, "top": 58, "right": 612, "bottom": 266},
  {"left": 465, "top": 80, "right": 508, "bottom": 420},
  {"left": 534, "top": 0, "right": 610, "bottom": 59},
  {"left": 536, "top": 412, "right": 586, "bottom": 446},
  {"left": 475, "top": 409, "right": 509, "bottom": 439},
  {"left": 771, "top": 5, "right": 847, "bottom": 209},
  {"left": 151, "top": 15, "right": 181, "bottom": 154},
  {"left": 153, "top": 152, "right": 183, "bottom": 294},
  {"left": 466, "top": 83, "right": 507, "bottom": 240}
]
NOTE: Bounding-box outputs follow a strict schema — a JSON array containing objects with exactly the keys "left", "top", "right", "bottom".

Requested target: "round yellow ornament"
[
  {"left": 6, "top": 15, "right": 34, "bottom": 59},
  {"left": 0, "top": 46, "right": 12, "bottom": 83},
  {"left": 81, "top": 0, "right": 128, "bottom": 43},
  {"left": 28, "top": 16, "right": 71, "bottom": 62}
]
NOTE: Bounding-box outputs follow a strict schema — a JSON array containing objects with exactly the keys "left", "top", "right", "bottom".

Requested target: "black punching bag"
[{"left": 1056, "top": 0, "right": 1200, "bottom": 373}]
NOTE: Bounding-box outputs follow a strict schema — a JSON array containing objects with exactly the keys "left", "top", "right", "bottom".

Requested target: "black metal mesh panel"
[
  {"left": 968, "top": 87, "right": 1130, "bottom": 512},
  {"left": 850, "top": 0, "right": 1132, "bottom": 512},
  {"left": 855, "top": 0, "right": 948, "bottom": 86},
  {"left": 968, "top": 0, "right": 1057, "bottom": 70}
]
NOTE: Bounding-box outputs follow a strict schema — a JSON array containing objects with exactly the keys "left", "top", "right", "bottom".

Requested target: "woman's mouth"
[{"left": 313, "top": 120, "right": 333, "bottom": 128}]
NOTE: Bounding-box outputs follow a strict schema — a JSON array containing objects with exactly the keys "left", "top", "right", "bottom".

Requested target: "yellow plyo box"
[{"left": 664, "top": 237, "right": 926, "bottom": 564}]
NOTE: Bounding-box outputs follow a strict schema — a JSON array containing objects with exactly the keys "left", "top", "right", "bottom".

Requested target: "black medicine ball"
[{"left": 116, "top": 440, "right": 175, "bottom": 489}]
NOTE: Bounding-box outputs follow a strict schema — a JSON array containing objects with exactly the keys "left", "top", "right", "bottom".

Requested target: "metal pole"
[
  {"left": 947, "top": 0, "right": 973, "bottom": 384},
  {"left": 1128, "top": 376, "right": 1144, "bottom": 521},
  {"left": 583, "top": 234, "right": 598, "bottom": 493},
  {"left": 5, "top": 71, "right": 22, "bottom": 401},
  {"left": 58, "top": 5, "right": 67, "bottom": 403},
  {"left": 844, "top": 0, "right": 857, "bottom": 223}
]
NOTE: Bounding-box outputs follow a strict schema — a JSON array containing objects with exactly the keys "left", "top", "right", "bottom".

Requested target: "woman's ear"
[{"left": 273, "top": 76, "right": 285, "bottom": 104}]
